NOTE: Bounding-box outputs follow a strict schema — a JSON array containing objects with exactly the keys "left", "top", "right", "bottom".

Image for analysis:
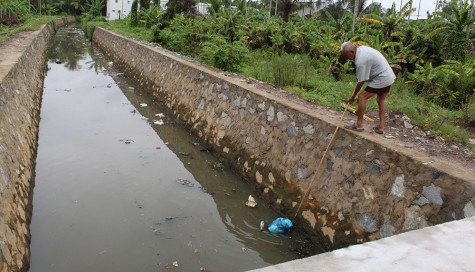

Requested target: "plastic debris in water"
[
  {"left": 119, "top": 139, "right": 134, "bottom": 144},
  {"left": 153, "top": 119, "right": 164, "bottom": 125},
  {"left": 267, "top": 217, "right": 293, "bottom": 234},
  {"left": 140, "top": 103, "right": 147, "bottom": 107},
  {"left": 163, "top": 261, "right": 178, "bottom": 269},
  {"left": 260, "top": 221, "right": 265, "bottom": 231},
  {"left": 245, "top": 195, "right": 257, "bottom": 208},
  {"left": 176, "top": 178, "right": 194, "bottom": 187},
  {"left": 155, "top": 113, "right": 165, "bottom": 118},
  {"left": 116, "top": 72, "right": 126, "bottom": 78}
]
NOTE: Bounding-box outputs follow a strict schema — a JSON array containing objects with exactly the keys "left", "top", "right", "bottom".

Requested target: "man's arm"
[{"left": 347, "top": 81, "right": 365, "bottom": 104}]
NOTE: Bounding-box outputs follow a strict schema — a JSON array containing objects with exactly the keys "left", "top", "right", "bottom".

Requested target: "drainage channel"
[{"left": 28, "top": 27, "right": 316, "bottom": 272}]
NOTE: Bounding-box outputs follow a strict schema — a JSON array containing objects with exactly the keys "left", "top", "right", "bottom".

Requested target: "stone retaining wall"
[
  {"left": 92, "top": 27, "right": 475, "bottom": 250},
  {"left": 0, "top": 17, "right": 74, "bottom": 272}
]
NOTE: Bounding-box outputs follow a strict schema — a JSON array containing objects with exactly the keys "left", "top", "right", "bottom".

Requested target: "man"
[{"left": 340, "top": 42, "right": 396, "bottom": 134}]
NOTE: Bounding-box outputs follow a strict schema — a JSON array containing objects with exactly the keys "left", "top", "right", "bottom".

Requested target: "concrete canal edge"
[
  {"left": 0, "top": 17, "right": 75, "bottom": 272},
  {"left": 248, "top": 216, "right": 475, "bottom": 271},
  {"left": 92, "top": 27, "right": 475, "bottom": 251}
]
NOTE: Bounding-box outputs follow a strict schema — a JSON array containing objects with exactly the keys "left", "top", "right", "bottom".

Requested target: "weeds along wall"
[
  {"left": 0, "top": 17, "right": 74, "bottom": 272},
  {"left": 93, "top": 27, "right": 475, "bottom": 250}
]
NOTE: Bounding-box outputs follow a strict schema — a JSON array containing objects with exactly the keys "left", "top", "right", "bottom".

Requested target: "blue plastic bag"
[{"left": 267, "top": 217, "right": 293, "bottom": 234}]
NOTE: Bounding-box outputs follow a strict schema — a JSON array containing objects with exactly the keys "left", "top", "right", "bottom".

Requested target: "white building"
[
  {"left": 106, "top": 0, "right": 209, "bottom": 20},
  {"left": 106, "top": 0, "right": 133, "bottom": 20}
]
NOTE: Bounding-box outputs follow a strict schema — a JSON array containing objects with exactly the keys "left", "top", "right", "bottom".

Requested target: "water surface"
[{"left": 29, "top": 27, "right": 306, "bottom": 272}]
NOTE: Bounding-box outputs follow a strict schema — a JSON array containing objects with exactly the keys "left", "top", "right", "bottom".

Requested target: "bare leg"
[
  {"left": 356, "top": 91, "right": 376, "bottom": 129},
  {"left": 376, "top": 91, "right": 389, "bottom": 131}
]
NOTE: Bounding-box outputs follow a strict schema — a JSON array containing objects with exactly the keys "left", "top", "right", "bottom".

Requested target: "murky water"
[{"left": 29, "top": 27, "right": 306, "bottom": 272}]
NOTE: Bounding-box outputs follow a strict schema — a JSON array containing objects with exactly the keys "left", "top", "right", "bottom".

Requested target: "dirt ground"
[{"left": 224, "top": 74, "right": 475, "bottom": 175}]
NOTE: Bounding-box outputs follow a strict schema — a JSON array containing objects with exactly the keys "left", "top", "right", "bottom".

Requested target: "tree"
[
  {"left": 85, "top": 0, "right": 103, "bottom": 17},
  {"left": 358, "top": 0, "right": 415, "bottom": 40},
  {"left": 130, "top": 0, "right": 139, "bottom": 26},
  {"left": 207, "top": 0, "right": 223, "bottom": 15},
  {"left": 425, "top": 0, "right": 475, "bottom": 61},
  {"left": 139, "top": 0, "right": 150, "bottom": 10},
  {"left": 163, "top": 0, "right": 197, "bottom": 21}
]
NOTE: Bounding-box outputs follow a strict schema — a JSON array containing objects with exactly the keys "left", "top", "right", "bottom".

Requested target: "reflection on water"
[
  {"left": 29, "top": 27, "right": 314, "bottom": 272},
  {"left": 47, "top": 28, "right": 87, "bottom": 71}
]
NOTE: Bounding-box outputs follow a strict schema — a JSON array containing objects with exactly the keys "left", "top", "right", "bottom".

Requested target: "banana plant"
[
  {"left": 424, "top": 0, "right": 475, "bottom": 61},
  {"left": 358, "top": 0, "right": 415, "bottom": 40},
  {"left": 324, "top": 9, "right": 352, "bottom": 40}
]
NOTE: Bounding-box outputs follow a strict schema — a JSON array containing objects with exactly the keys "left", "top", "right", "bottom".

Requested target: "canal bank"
[
  {"left": 1, "top": 19, "right": 474, "bottom": 271},
  {"left": 0, "top": 17, "right": 74, "bottom": 272},
  {"left": 92, "top": 27, "right": 475, "bottom": 250}
]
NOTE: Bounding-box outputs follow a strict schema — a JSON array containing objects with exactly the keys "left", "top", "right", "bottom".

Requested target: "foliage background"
[{"left": 2, "top": 0, "right": 474, "bottom": 144}]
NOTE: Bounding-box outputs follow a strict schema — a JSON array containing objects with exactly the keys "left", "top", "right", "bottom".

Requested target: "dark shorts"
[{"left": 365, "top": 85, "right": 391, "bottom": 94}]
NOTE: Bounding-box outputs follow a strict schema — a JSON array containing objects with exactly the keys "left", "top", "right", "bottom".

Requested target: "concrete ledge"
[{"left": 248, "top": 216, "right": 475, "bottom": 272}]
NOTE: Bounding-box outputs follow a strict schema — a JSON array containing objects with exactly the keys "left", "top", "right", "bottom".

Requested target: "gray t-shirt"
[{"left": 355, "top": 46, "right": 396, "bottom": 88}]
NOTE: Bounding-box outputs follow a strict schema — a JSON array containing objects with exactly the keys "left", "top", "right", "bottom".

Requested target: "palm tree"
[{"left": 207, "top": 0, "right": 223, "bottom": 15}]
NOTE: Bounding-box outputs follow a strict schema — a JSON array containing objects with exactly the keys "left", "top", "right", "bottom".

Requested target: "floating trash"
[
  {"left": 152, "top": 228, "right": 162, "bottom": 234},
  {"left": 260, "top": 221, "right": 265, "bottom": 231},
  {"left": 141, "top": 116, "right": 149, "bottom": 120},
  {"left": 245, "top": 195, "right": 257, "bottom": 208},
  {"left": 153, "top": 119, "right": 164, "bottom": 125},
  {"left": 155, "top": 113, "right": 165, "bottom": 118},
  {"left": 116, "top": 72, "right": 126, "bottom": 78},
  {"left": 267, "top": 217, "right": 293, "bottom": 234},
  {"left": 140, "top": 103, "right": 147, "bottom": 107},
  {"left": 176, "top": 178, "right": 194, "bottom": 187},
  {"left": 55, "top": 60, "right": 62, "bottom": 64},
  {"left": 119, "top": 139, "right": 134, "bottom": 144},
  {"left": 163, "top": 261, "right": 178, "bottom": 269},
  {"left": 107, "top": 61, "right": 114, "bottom": 66}
]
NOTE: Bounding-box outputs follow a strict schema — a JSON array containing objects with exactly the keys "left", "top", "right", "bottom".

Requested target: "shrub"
[
  {"left": 271, "top": 53, "right": 313, "bottom": 87},
  {"left": 462, "top": 97, "right": 475, "bottom": 124},
  {"left": 198, "top": 36, "right": 249, "bottom": 72}
]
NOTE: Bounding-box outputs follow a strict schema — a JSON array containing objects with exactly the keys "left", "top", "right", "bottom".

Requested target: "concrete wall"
[
  {"left": 0, "top": 17, "right": 74, "bottom": 272},
  {"left": 92, "top": 27, "right": 475, "bottom": 250}
]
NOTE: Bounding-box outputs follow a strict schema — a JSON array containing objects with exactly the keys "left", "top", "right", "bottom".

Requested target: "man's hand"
[{"left": 347, "top": 96, "right": 356, "bottom": 104}]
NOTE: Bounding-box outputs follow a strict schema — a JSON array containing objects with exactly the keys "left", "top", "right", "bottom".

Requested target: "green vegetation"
[
  {"left": 0, "top": 16, "right": 58, "bottom": 42},
  {"left": 2, "top": 0, "right": 474, "bottom": 144}
]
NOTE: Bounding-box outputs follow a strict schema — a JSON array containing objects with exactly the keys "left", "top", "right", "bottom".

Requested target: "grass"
[
  {"left": 242, "top": 54, "right": 471, "bottom": 143},
  {"left": 90, "top": 18, "right": 154, "bottom": 42},
  {"left": 0, "top": 15, "right": 58, "bottom": 42}
]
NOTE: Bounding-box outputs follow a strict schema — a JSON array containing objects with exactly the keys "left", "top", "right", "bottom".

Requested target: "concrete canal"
[{"left": 28, "top": 27, "right": 319, "bottom": 272}]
